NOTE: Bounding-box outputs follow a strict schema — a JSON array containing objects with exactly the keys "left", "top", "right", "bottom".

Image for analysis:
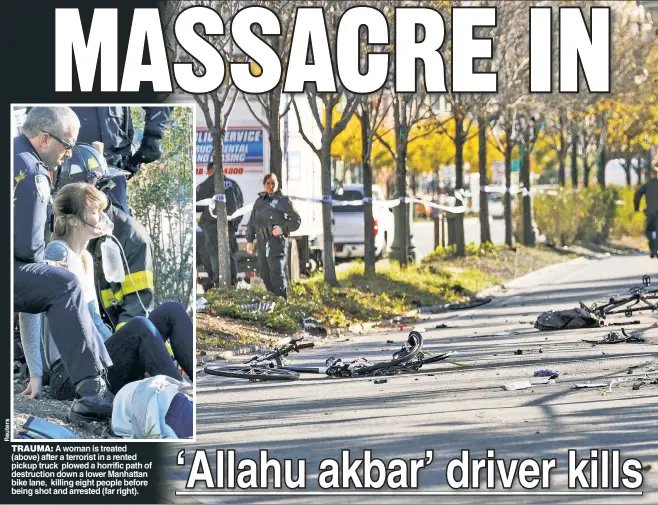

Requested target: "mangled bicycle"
[
  {"left": 581, "top": 275, "right": 658, "bottom": 319},
  {"left": 203, "top": 331, "right": 455, "bottom": 381}
]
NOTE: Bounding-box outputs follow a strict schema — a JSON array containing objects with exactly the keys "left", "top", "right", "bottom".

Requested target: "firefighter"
[
  {"left": 69, "top": 106, "right": 170, "bottom": 214},
  {"left": 196, "top": 161, "right": 244, "bottom": 286},
  {"left": 56, "top": 143, "right": 155, "bottom": 329},
  {"left": 14, "top": 107, "right": 113, "bottom": 421},
  {"left": 634, "top": 163, "right": 658, "bottom": 258},
  {"left": 246, "top": 173, "right": 301, "bottom": 298}
]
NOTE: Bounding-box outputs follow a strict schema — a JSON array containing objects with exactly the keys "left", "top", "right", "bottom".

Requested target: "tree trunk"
[
  {"left": 571, "top": 135, "right": 579, "bottom": 187},
  {"left": 558, "top": 115, "right": 566, "bottom": 186},
  {"left": 521, "top": 145, "right": 535, "bottom": 246},
  {"left": 360, "top": 113, "right": 376, "bottom": 277},
  {"left": 478, "top": 117, "right": 491, "bottom": 244},
  {"left": 268, "top": 92, "right": 283, "bottom": 189},
  {"left": 393, "top": 127, "right": 409, "bottom": 266},
  {"left": 583, "top": 157, "right": 591, "bottom": 187},
  {"left": 212, "top": 118, "right": 232, "bottom": 288},
  {"left": 455, "top": 116, "right": 464, "bottom": 190},
  {"left": 598, "top": 147, "right": 607, "bottom": 188},
  {"left": 321, "top": 143, "right": 338, "bottom": 287},
  {"left": 624, "top": 153, "right": 633, "bottom": 187},
  {"left": 504, "top": 139, "right": 513, "bottom": 247}
]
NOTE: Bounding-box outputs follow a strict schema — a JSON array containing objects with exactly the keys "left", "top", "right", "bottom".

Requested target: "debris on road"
[
  {"left": 534, "top": 369, "right": 559, "bottom": 379},
  {"left": 374, "top": 379, "right": 388, "bottom": 385},
  {"left": 607, "top": 320, "right": 641, "bottom": 327},
  {"left": 514, "top": 349, "right": 523, "bottom": 355},
  {"left": 435, "top": 323, "right": 450, "bottom": 329},
  {"left": 574, "top": 382, "right": 608, "bottom": 388},
  {"left": 386, "top": 340, "right": 395, "bottom": 344},
  {"left": 241, "top": 301, "right": 276, "bottom": 313},
  {"left": 535, "top": 308, "right": 602, "bottom": 331},
  {"left": 419, "top": 297, "right": 492, "bottom": 314},
  {"left": 582, "top": 329, "right": 646, "bottom": 345},
  {"left": 302, "top": 317, "right": 327, "bottom": 337},
  {"left": 503, "top": 380, "right": 533, "bottom": 391}
]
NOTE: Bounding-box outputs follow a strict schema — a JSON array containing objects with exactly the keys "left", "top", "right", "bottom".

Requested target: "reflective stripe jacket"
[{"left": 90, "top": 204, "right": 155, "bottom": 330}]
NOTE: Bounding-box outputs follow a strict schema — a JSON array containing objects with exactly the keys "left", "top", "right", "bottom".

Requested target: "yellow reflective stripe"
[
  {"left": 121, "top": 270, "right": 154, "bottom": 295},
  {"left": 164, "top": 341, "right": 174, "bottom": 357},
  {"left": 116, "top": 322, "right": 126, "bottom": 331},
  {"left": 101, "top": 288, "right": 124, "bottom": 308}
]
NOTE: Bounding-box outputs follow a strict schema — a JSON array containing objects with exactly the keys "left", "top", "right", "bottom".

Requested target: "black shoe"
[
  {"left": 651, "top": 251, "right": 656, "bottom": 259},
  {"left": 70, "top": 376, "right": 114, "bottom": 422}
]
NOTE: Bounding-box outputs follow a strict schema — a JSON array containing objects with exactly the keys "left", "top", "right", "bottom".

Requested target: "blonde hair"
[{"left": 52, "top": 183, "right": 108, "bottom": 241}]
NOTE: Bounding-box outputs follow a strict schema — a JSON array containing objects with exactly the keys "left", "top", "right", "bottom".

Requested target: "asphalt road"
[
  {"left": 172, "top": 253, "right": 658, "bottom": 505},
  {"left": 412, "top": 217, "right": 506, "bottom": 261}
]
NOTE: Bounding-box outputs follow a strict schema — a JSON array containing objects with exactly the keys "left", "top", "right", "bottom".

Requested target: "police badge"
[{"left": 34, "top": 174, "right": 51, "bottom": 202}]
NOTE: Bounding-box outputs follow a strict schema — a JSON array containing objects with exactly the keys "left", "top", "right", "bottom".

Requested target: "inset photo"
[{"left": 11, "top": 105, "right": 195, "bottom": 440}]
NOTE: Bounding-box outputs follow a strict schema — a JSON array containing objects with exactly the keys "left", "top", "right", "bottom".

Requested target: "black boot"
[{"left": 70, "top": 376, "right": 114, "bottom": 422}]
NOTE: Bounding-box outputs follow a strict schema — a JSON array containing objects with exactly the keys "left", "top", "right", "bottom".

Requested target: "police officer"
[
  {"left": 196, "top": 161, "right": 244, "bottom": 286},
  {"left": 634, "top": 163, "right": 658, "bottom": 258},
  {"left": 70, "top": 106, "right": 170, "bottom": 214},
  {"left": 14, "top": 107, "right": 113, "bottom": 421},
  {"left": 55, "top": 144, "right": 155, "bottom": 329},
  {"left": 246, "top": 173, "right": 301, "bottom": 298}
]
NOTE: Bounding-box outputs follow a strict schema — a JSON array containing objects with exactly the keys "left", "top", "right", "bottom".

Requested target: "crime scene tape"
[{"left": 196, "top": 185, "right": 558, "bottom": 220}]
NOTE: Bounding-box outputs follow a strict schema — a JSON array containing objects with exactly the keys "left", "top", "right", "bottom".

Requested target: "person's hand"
[
  {"left": 246, "top": 243, "right": 254, "bottom": 255},
  {"left": 22, "top": 377, "right": 42, "bottom": 399},
  {"left": 129, "top": 136, "right": 162, "bottom": 166},
  {"left": 272, "top": 225, "right": 283, "bottom": 237}
]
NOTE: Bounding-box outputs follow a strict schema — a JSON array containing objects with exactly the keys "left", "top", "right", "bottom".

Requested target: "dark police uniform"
[
  {"left": 70, "top": 106, "right": 170, "bottom": 214},
  {"left": 196, "top": 176, "right": 244, "bottom": 286},
  {"left": 634, "top": 177, "right": 658, "bottom": 255},
  {"left": 246, "top": 190, "right": 301, "bottom": 298},
  {"left": 89, "top": 204, "right": 155, "bottom": 330},
  {"left": 13, "top": 135, "right": 112, "bottom": 384}
]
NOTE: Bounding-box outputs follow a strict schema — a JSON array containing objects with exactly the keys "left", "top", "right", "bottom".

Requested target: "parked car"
[
  {"left": 488, "top": 192, "right": 504, "bottom": 219},
  {"left": 332, "top": 184, "right": 395, "bottom": 259}
]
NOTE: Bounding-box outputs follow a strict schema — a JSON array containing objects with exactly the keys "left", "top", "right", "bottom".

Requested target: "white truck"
[
  {"left": 332, "top": 184, "right": 395, "bottom": 259},
  {"left": 195, "top": 94, "right": 325, "bottom": 281}
]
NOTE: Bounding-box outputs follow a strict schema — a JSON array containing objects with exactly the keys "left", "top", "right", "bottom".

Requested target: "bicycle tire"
[
  {"left": 203, "top": 365, "right": 300, "bottom": 381},
  {"left": 352, "top": 332, "right": 424, "bottom": 376}
]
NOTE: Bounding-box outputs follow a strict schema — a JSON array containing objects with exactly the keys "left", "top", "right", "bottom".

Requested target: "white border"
[{"left": 10, "top": 103, "right": 197, "bottom": 443}]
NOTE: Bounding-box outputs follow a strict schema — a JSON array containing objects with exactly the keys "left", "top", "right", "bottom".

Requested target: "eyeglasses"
[
  {"left": 264, "top": 181, "right": 276, "bottom": 186},
  {"left": 42, "top": 131, "right": 74, "bottom": 151}
]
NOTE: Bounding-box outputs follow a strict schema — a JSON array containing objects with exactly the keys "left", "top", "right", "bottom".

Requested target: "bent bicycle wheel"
[
  {"left": 353, "top": 332, "right": 424, "bottom": 376},
  {"left": 420, "top": 351, "right": 455, "bottom": 365},
  {"left": 203, "top": 365, "right": 300, "bottom": 381}
]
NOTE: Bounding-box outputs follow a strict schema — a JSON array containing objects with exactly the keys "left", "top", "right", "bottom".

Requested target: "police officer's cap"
[{"left": 55, "top": 143, "right": 130, "bottom": 193}]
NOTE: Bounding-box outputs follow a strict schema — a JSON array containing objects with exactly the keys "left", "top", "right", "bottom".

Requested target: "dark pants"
[
  {"left": 14, "top": 261, "right": 111, "bottom": 384},
  {"left": 200, "top": 221, "right": 238, "bottom": 286},
  {"left": 256, "top": 237, "right": 288, "bottom": 298},
  {"left": 50, "top": 302, "right": 193, "bottom": 400},
  {"left": 646, "top": 213, "right": 658, "bottom": 253},
  {"left": 107, "top": 176, "right": 130, "bottom": 215}
]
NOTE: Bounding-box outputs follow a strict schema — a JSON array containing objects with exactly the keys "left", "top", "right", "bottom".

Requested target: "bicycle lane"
[{"left": 166, "top": 253, "right": 658, "bottom": 505}]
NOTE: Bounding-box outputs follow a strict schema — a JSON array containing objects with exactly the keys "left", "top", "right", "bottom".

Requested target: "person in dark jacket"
[
  {"left": 55, "top": 143, "right": 155, "bottom": 329},
  {"left": 246, "top": 173, "right": 301, "bottom": 298},
  {"left": 13, "top": 106, "right": 113, "bottom": 422},
  {"left": 70, "top": 106, "right": 170, "bottom": 214},
  {"left": 195, "top": 161, "right": 244, "bottom": 286},
  {"left": 634, "top": 166, "right": 658, "bottom": 258}
]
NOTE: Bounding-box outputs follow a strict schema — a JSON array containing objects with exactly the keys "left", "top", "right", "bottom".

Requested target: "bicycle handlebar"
[{"left": 297, "top": 342, "right": 315, "bottom": 350}]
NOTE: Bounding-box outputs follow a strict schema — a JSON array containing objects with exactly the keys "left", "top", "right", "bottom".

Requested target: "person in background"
[
  {"left": 196, "top": 161, "right": 244, "bottom": 286},
  {"left": 20, "top": 183, "right": 194, "bottom": 402},
  {"left": 14, "top": 106, "right": 113, "bottom": 422},
  {"left": 634, "top": 164, "right": 658, "bottom": 258},
  {"left": 245, "top": 173, "right": 301, "bottom": 298}
]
